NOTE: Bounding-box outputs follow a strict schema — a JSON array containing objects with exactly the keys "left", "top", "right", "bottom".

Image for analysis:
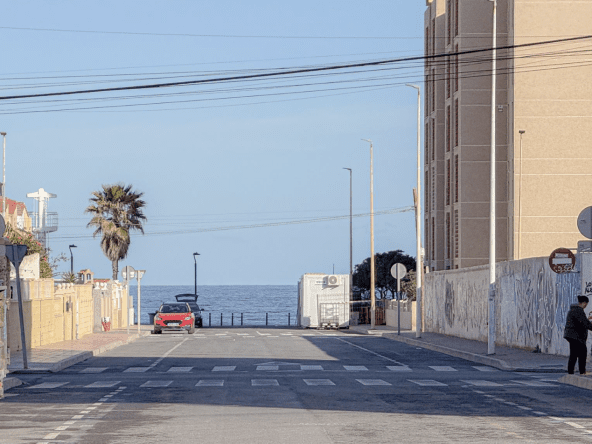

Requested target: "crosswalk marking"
[
  {"left": 429, "top": 366, "right": 457, "bottom": 372},
  {"left": 408, "top": 379, "right": 448, "bottom": 387},
  {"left": 84, "top": 381, "right": 121, "bottom": 388},
  {"left": 79, "top": 367, "right": 108, "bottom": 373},
  {"left": 257, "top": 365, "right": 279, "bottom": 371},
  {"left": 252, "top": 379, "right": 279, "bottom": 386},
  {"left": 356, "top": 379, "right": 391, "bottom": 386},
  {"left": 461, "top": 380, "right": 503, "bottom": 387},
  {"left": 304, "top": 379, "right": 335, "bottom": 386},
  {"left": 196, "top": 380, "right": 224, "bottom": 387},
  {"left": 212, "top": 366, "right": 236, "bottom": 372},
  {"left": 140, "top": 380, "right": 173, "bottom": 388},
  {"left": 124, "top": 367, "right": 150, "bottom": 373},
  {"left": 387, "top": 366, "right": 412, "bottom": 372},
  {"left": 511, "top": 380, "right": 558, "bottom": 387},
  {"left": 167, "top": 367, "right": 193, "bottom": 373},
  {"left": 300, "top": 365, "right": 324, "bottom": 371},
  {"left": 344, "top": 366, "right": 368, "bottom": 371},
  {"left": 473, "top": 366, "right": 498, "bottom": 372},
  {"left": 28, "top": 382, "right": 68, "bottom": 389}
]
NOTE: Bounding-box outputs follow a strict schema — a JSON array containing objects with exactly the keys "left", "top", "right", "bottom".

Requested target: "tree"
[
  {"left": 353, "top": 250, "right": 416, "bottom": 300},
  {"left": 85, "top": 183, "right": 147, "bottom": 280}
]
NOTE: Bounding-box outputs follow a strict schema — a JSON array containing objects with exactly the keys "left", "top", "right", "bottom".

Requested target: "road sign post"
[
  {"left": 7, "top": 244, "right": 28, "bottom": 369},
  {"left": 391, "top": 263, "right": 407, "bottom": 336}
]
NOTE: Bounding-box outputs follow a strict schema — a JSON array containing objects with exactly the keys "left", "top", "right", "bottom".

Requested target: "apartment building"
[{"left": 424, "top": 0, "right": 592, "bottom": 270}]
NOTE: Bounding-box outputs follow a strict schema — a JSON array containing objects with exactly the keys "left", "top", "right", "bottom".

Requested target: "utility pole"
[
  {"left": 1, "top": 132, "right": 6, "bottom": 224},
  {"left": 343, "top": 168, "right": 353, "bottom": 303},
  {"left": 362, "top": 139, "right": 375, "bottom": 329},
  {"left": 193, "top": 252, "right": 200, "bottom": 295},
  {"left": 488, "top": 0, "right": 497, "bottom": 355}
]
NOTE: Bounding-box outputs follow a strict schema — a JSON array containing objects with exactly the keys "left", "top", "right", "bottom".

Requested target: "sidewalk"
[{"left": 6, "top": 326, "right": 151, "bottom": 377}]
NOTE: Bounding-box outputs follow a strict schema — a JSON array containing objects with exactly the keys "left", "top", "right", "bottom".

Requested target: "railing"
[
  {"left": 31, "top": 212, "right": 58, "bottom": 231},
  {"left": 205, "top": 312, "right": 294, "bottom": 327}
]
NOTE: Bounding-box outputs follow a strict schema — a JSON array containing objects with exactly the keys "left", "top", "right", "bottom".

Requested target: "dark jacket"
[{"left": 564, "top": 304, "right": 592, "bottom": 343}]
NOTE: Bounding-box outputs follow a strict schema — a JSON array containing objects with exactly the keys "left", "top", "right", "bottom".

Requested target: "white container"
[{"left": 297, "top": 274, "right": 350, "bottom": 328}]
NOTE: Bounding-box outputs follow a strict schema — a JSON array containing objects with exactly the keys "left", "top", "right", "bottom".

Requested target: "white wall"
[{"left": 423, "top": 257, "right": 580, "bottom": 356}]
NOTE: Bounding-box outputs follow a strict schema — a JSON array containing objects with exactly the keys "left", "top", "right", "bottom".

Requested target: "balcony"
[{"left": 31, "top": 212, "right": 58, "bottom": 232}]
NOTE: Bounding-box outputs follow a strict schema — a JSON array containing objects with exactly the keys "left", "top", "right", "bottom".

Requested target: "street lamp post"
[
  {"left": 343, "top": 168, "right": 353, "bottom": 303},
  {"left": 68, "top": 244, "right": 77, "bottom": 275},
  {"left": 1, "top": 132, "right": 6, "bottom": 224},
  {"left": 488, "top": 0, "right": 497, "bottom": 355},
  {"left": 362, "top": 139, "right": 375, "bottom": 329},
  {"left": 193, "top": 252, "right": 200, "bottom": 295},
  {"left": 406, "top": 83, "right": 423, "bottom": 338}
]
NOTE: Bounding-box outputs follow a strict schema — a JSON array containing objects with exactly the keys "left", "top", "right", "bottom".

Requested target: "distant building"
[
  {"left": 78, "top": 269, "right": 94, "bottom": 284},
  {"left": 424, "top": 0, "right": 592, "bottom": 271},
  {"left": 0, "top": 198, "right": 32, "bottom": 232}
]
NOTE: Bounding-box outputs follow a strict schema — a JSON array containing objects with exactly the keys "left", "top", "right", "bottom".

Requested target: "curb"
[
  {"left": 2, "top": 377, "right": 23, "bottom": 392},
  {"left": 383, "top": 333, "right": 515, "bottom": 371},
  {"left": 9, "top": 332, "right": 149, "bottom": 374},
  {"left": 559, "top": 374, "right": 592, "bottom": 391}
]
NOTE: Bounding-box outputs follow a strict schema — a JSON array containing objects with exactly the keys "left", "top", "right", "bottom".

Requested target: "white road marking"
[
  {"left": 387, "top": 366, "right": 412, "bottom": 372},
  {"left": 533, "top": 411, "right": 548, "bottom": 416},
  {"left": 80, "top": 367, "right": 108, "bottom": 373},
  {"left": 335, "top": 338, "right": 405, "bottom": 363},
  {"left": 124, "top": 367, "right": 150, "bottom": 373},
  {"left": 43, "top": 433, "right": 60, "bottom": 440},
  {"left": 54, "top": 426, "right": 69, "bottom": 431},
  {"left": 252, "top": 379, "right": 279, "bottom": 386},
  {"left": 212, "top": 366, "right": 236, "bottom": 372},
  {"left": 429, "top": 366, "right": 457, "bottom": 372},
  {"left": 257, "top": 365, "right": 279, "bottom": 371},
  {"left": 344, "top": 366, "right": 368, "bottom": 371},
  {"left": 256, "top": 331, "right": 270, "bottom": 336},
  {"left": 167, "top": 367, "right": 193, "bottom": 372},
  {"left": 300, "top": 365, "right": 324, "bottom": 371},
  {"left": 71, "top": 415, "right": 84, "bottom": 420},
  {"left": 356, "top": 379, "right": 392, "bottom": 386},
  {"left": 408, "top": 379, "right": 448, "bottom": 387},
  {"left": 84, "top": 381, "right": 121, "bottom": 388},
  {"left": 511, "top": 380, "right": 558, "bottom": 387},
  {"left": 63, "top": 421, "right": 76, "bottom": 425},
  {"left": 196, "top": 380, "right": 224, "bottom": 387},
  {"left": 462, "top": 380, "right": 503, "bottom": 387},
  {"left": 140, "top": 380, "right": 173, "bottom": 388},
  {"left": 28, "top": 382, "right": 68, "bottom": 389},
  {"left": 304, "top": 379, "right": 335, "bottom": 386},
  {"left": 473, "top": 366, "right": 498, "bottom": 372}
]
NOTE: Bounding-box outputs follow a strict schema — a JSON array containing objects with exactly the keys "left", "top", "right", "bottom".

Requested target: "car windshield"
[{"left": 159, "top": 303, "right": 190, "bottom": 313}]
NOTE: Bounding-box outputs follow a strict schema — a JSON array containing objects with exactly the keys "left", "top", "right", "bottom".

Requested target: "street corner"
[{"left": 559, "top": 374, "right": 592, "bottom": 391}]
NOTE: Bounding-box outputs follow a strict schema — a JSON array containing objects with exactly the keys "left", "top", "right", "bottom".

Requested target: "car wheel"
[
  {"left": 188, "top": 322, "right": 195, "bottom": 334},
  {"left": 197, "top": 319, "right": 203, "bottom": 328},
  {"left": 153, "top": 328, "right": 162, "bottom": 334}
]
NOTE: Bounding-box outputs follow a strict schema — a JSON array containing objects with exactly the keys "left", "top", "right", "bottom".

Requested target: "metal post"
[
  {"left": 266, "top": 312, "right": 268, "bottom": 326},
  {"left": 12, "top": 246, "right": 28, "bottom": 369},
  {"left": 232, "top": 313, "right": 234, "bottom": 326},
  {"left": 221, "top": 313, "right": 223, "bottom": 326},
  {"left": 126, "top": 284, "right": 130, "bottom": 336},
  {"left": 241, "top": 313, "right": 243, "bottom": 326},
  {"left": 288, "top": 312, "right": 291, "bottom": 326},
  {"left": 1, "top": 132, "right": 5, "bottom": 224},
  {"left": 209, "top": 312, "right": 211, "bottom": 327},
  {"left": 397, "top": 280, "right": 401, "bottom": 336},
  {"left": 193, "top": 252, "right": 199, "bottom": 295},
  {"left": 488, "top": 0, "right": 497, "bottom": 355},
  {"left": 362, "top": 139, "right": 376, "bottom": 329},
  {"left": 137, "top": 275, "right": 142, "bottom": 335},
  {"left": 343, "top": 168, "right": 353, "bottom": 304},
  {"left": 407, "top": 84, "right": 423, "bottom": 338}
]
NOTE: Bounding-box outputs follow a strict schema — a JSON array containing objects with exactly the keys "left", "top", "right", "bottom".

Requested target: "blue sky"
[{"left": 3, "top": 0, "right": 425, "bottom": 285}]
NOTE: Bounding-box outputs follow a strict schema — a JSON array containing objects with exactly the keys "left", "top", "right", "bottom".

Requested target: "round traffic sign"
[
  {"left": 390, "top": 263, "right": 407, "bottom": 280},
  {"left": 578, "top": 206, "right": 592, "bottom": 240},
  {"left": 548, "top": 248, "right": 576, "bottom": 274}
]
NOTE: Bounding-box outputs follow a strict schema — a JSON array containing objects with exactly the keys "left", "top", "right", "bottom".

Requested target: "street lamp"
[
  {"left": 342, "top": 168, "right": 353, "bottom": 303},
  {"left": 1, "top": 132, "right": 6, "bottom": 224},
  {"left": 362, "top": 139, "right": 376, "bottom": 329},
  {"left": 487, "top": 0, "right": 497, "bottom": 355},
  {"left": 406, "top": 83, "right": 423, "bottom": 338},
  {"left": 68, "top": 244, "right": 77, "bottom": 275},
  {"left": 193, "top": 252, "right": 200, "bottom": 295}
]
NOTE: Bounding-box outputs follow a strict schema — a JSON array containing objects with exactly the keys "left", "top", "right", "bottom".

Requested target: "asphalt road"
[{"left": 2, "top": 328, "right": 592, "bottom": 444}]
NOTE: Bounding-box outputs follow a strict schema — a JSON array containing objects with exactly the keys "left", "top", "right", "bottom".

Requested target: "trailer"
[{"left": 297, "top": 273, "right": 350, "bottom": 328}]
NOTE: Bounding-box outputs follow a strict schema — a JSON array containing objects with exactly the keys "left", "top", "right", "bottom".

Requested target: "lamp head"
[
  {"left": 343, "top": 168, "right": 352, "bottom": 172},
  {"left": 69, "top": 244, "right": 77, "bottom": 249},
  {"left": 0, "top": 132, "right": 6, "bottom": 136},
  {"left": 519, "top": 130, "right": 526, "bottom": 134}
]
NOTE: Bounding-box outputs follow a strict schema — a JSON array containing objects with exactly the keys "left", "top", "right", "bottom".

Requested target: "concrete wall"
[
  {"left": 6, "top": 279, "right": 129, "bottom": 351},
  {"left": 423, "top": 256, "right": 579, "bottom": 356}
]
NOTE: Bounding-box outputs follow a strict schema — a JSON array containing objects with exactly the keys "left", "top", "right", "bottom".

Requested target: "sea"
[{"left": 129, "top": 285, "right": 298, "bottom": 327}]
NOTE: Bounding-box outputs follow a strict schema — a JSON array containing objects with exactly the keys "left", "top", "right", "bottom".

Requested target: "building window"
[
  {"left": 454, "top": 209, "right": 459, "bottom": 258},
  {"left": 455, "top": 0, "right": 459, "bottom": 36},
  {"left": 446, "top": 212, "right": 451, "bottom": 260},
  {"left": 425, "top": 170, "right": 429, "bottom": 213},
  {"left": 446, "top": 0, "right": 451, "bottom": 45},
  {"left": 454, "top": 154, "right": 459, "bottom": 203},
  {"left": 455, "top": 99, "right": 459, "bottom": 147},
  {"left": 431, "top": 217, "right": 435, "bottom": 261},
  {"left": 446, "top": 56, "right": 451, "bottom": 99},
  {"left": 431, "top": 120, "right": 435, "bottom": 160},
  {"left": 446, "top": 105, "right": 451, "bottom": 152},
  {"left": 455, "top": 44, "right": 459, "bottom": 92},
  {"left": 446, "top": 158, "right": 451, "bottom": 206}
]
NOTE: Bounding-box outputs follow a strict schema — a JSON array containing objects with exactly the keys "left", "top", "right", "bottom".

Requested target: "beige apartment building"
[{"left": 424, "top": 0, "right": 592, "bottom": 271}]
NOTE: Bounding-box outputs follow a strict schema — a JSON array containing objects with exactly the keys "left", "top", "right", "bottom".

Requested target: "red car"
[{"left": 153, "top": 302, "right": 195, "bottom": 334}]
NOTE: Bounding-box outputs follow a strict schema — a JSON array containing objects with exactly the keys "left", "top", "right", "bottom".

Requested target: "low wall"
[
  {"left": 423, "top": 257, "right": 580, "bottom": 356},
  {"left": 385, "top": 301, "right": 416, "bottom": 330}
]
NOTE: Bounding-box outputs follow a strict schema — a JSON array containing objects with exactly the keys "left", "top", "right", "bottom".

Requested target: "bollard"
[
  {"left": 221, "top": 313, "right": 223, "bottom": 326},
  {"left": 232, "top": 313, "right": 234, "bottom": 326},
  {"left": 209, "top": 312, "right": 211, "bottom": 327},
  {"left": 288, "top": 313, "right": 290, "bottom": 326},
  {"left": 241, "top": 313, "right": 243, "bottom": 326},
  {"left": 266, "top": 313, "right": 268, "bottom": 326}
]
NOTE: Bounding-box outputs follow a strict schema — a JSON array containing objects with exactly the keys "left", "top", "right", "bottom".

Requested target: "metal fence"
[{"left": 204, "top": 312, "right": 294, "bottom": 327}]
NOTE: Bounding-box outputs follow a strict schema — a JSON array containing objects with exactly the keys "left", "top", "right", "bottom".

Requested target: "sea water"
[{"left": 129, "top": 285, "right": 297, "bottom": 327}]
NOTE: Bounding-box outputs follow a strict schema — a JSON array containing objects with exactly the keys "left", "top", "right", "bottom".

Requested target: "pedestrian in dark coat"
[{"left": 564, "top": 295, "right": 592, "bottom": 375}]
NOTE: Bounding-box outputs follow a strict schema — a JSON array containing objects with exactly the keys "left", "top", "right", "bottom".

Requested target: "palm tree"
[{"left": 86, "top": 184, "right": 147, "bottom": 280}]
